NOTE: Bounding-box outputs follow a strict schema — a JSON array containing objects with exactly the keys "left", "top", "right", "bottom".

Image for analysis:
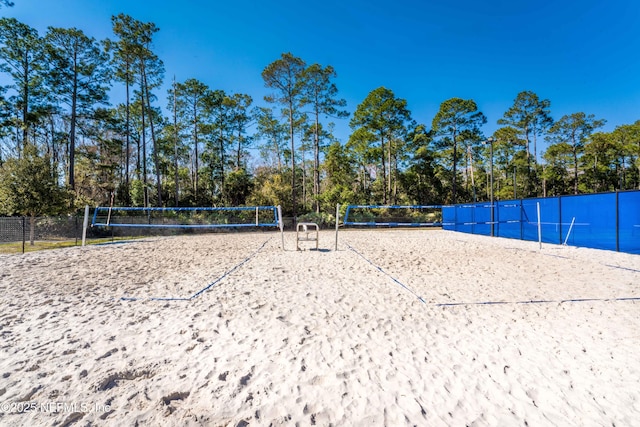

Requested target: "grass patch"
[{"left": 0, "top": 237, "right": 144, "bottom": 254}]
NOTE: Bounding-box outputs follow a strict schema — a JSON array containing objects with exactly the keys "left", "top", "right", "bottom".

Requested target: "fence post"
[
  {"left": 558, "top": 195, "right": 563, "bottom": 245},
  {"left": 454, "top": 205, "right": 458, "bottom": 232},
  {"left": 471, "top": 204, "right": 475, "bottom": 235},
  {"left": 537, "top": 202, "right": 542, "bottom": 250},
  {"left": 616, "top": 191, "right": 620, "bottom": 252},
  {"left": 519, "top": 199, "right": 524, "bottom": 240},
  {"left": 495, "top": 201, "right": 499, "bottom": 237},
  {"left": 22, "top": 216, "right": 25, "bottom": 254}
]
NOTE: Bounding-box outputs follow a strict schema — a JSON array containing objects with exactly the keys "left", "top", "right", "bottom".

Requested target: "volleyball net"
[
  {"left": 343, "top": 205, "right": 443, "bottom": 227},
  {"left": 91, "top": 206, "right": 281, "bottom": 229}
]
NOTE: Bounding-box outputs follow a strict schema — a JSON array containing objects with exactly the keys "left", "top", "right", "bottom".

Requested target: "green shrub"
[{"left": 297, "top": 212, "right": 335, "bottom": 228}]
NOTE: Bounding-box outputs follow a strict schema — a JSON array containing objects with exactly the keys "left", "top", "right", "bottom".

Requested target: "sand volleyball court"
[{"left": 1, "top": 229, "right": 639, "bottom": 426}]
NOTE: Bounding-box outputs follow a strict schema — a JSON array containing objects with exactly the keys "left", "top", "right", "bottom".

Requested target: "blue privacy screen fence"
[{"left": 442, "top": 190, "right": 640, "bottom": 254}]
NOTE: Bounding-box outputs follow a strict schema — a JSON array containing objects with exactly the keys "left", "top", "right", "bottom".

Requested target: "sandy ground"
[{"left": 0, "top": 229, "right": 639, "bottom": 426}]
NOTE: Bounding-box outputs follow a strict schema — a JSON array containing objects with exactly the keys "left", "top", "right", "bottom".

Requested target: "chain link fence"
[
  {"left": 0, "top": 212, "right": 280, "bottom": 254},
  {"left": 0, "top": 216, "right": 89, "bottom": 253}
]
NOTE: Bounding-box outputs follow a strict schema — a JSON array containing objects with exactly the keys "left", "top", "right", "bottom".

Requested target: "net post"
[
  {"left": 82, "top": 205, "right": 90, "bottom": 247},
  {"left": 335, "top": 203, "right": 340, "bottom": 251},
  {"left": 255, "top": 206, "right": 259, "bottom": 226},
  {"left": 277, "top": 205, "right": 284, "bottom": 251},
  {"left": 106, "top": 192, "right": 114, "bottom": 226},
  {"left": 537, "top": 202, "right": 542, "bottom": 250}
]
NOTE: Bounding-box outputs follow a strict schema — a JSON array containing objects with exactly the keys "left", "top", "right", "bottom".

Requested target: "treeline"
[{"left": 0, "top": 15, "right": 639, "bottom": 222}]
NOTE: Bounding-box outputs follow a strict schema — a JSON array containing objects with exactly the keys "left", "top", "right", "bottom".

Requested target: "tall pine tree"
[
  {"left": 262, "top": 52, "right": 307, "bottom": 219},
  {"left": 44, "top": 27, "right": 110, "bottom": 192}
]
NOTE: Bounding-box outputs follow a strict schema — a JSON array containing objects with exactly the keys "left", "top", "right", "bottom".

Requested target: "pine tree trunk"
[
  {"left": 173, "top": 78, "right": 179, "bottom": 206},
  {"left": 452, "top": 130, "right": 458, "bottom": 204},
  {"left": 289, "top": 101, "right": 296, "bottom": 221},
  {"left": 301, "top": 147, "right": 307, "bottom": 208},
  {"left": 143, "top": 67, "right": 162, "bottom": 206},
  {"left": 193, "top": 100, "right": 199, "bottom": 199},
  {"left": 387, "top": 137, "right": 392, "bottom": 204},
  {"left": 275, "top": 136, "right": 282, "bottom": 172},
  {"left": 573, "top": 148, "right": 579, "bottom": 195},
  {"left": 236, "top": 127, "right": 243, "bottom": 171},
  {"left": 219, "top": 126, "right": 225, "bottom": 202},
  {"left": 314, "top": 111, "right": 320, "bottom": 213},
  {"left": 125, "top": 69, "right": 131, "bottom": 205},
  {"left": 393, "top": 150, "right": 398, "bottom": 204},
  {"left": 69, "top": 51, "right": 78, "bottom": 192},
  {"left": 380, "top": 132, "right": 387, "bottom": 204},
  {"left": 140, "top": 76, "right": 148, "bottom": 208},
  {"left": 22, "top": 64, "right": 29, "bottom": 150}
]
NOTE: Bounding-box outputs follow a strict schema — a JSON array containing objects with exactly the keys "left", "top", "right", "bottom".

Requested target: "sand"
[{"left": 0, "top": 229, "right": 639, "bottom": 426}]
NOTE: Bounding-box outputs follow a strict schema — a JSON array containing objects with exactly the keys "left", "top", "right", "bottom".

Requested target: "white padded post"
[
  {"left": 335, "top": 203, "right": 339, "bottom": 251},
  {"left": 277, "top": 205, "right": 284, "bottom": 251},
  {"left": 82, "top": 205, "right": 89, "bottom": 247}
]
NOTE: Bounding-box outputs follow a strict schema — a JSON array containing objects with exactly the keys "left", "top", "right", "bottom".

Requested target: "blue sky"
[{"left": 2, "top": 0, "right": 640, "bottom": 154}]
